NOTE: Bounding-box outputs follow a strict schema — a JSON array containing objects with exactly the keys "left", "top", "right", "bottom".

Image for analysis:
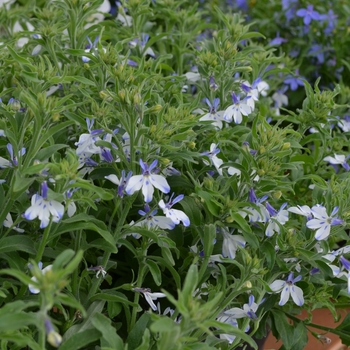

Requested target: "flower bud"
[{"left": 282, "top": 142, "right": 291, "bottom": 150}]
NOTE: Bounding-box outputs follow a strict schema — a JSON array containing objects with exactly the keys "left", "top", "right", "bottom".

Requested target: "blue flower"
[
  {"left": 24, "top": 182, "right": 64, "bottom": 228},
  {"left": 306, "top": 205, "right": 343, "bottom": 240},
  {"left": 269, "top": 272, "right": 304, "bottom": 306},
  {"left": 296, "top": 5, "right": 322, "bottom": 25},
  {"left": 265, "top": 202, "right": 289, "bottom": 237},
  {"left": 158, "top": 193, "right": 190, "bottom": 226},
  {"left": 125, "top": 159, "right": 170, "bottom": 202}
]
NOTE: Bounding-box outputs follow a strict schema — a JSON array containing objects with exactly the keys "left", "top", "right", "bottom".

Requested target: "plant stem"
[{"left": 36, "top": 221, "right": 53, "bottom": 263}]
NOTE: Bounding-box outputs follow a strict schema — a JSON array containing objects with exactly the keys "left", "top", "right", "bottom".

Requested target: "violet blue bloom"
[
  {"left": 24, "top": 181, "right": 64, "bottom": 228},
  {"left": 323, "top": 154, "right": 350, "bottom": 171},
  {"left": 269, "top": 272, "right": 304, "bottom": 306},
  {"left": 106, "top": 170, "right": 133, "bottom": 198},
  {"left": 306, "top": 205, "right": 343, "bottom": 240},
  {"left": 269, "top": 32, "right": 288, "bottom": 46},
  {"left": 224, "top": 295, "right": 259, "bottom": 320},
  {"left": 284, "top": 72, "right": 304, "bottom": 91},
  {"left": 224, "top": 92, "right": 252, "bottom": 124},
  {"left": 265, "top": 202, "right": 289, "bottom": 237},
  {"left": 158, "top": 193, "right": 190, "bottom": 226},
  {"left": 209, "top": 76, "right": 218, "bottom": 91},
  {"left": 309, "top": 44, "right": 325, "bottom": 64},
  {"left": 243, "top": 188, "right": 269, "bottom": 223},
  {"left": 296, "top": 5, "right": 322, "bottom": 25},
  {"left": 75, "top": 118, "right": 103, "bottom": 156},
  {"left": 199, "top": 98, "right": 225, "bottom": 129},
  {"left": 125, "top": 159, "right": 170, "bottom": 202},
  {"left": 321, "top": 9, "right": 337, "bottom": 35}
]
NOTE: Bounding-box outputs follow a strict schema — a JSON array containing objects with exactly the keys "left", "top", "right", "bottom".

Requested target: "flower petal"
[
  {"left": 279, "top": 285, "right": 290, "bottom": 306},
  {"left": 125, "top": 175, "right": 143, "bottom": 195},
  {"left": 290, "top": 285, "right": 304, "bottom": 306},
  {"left": 149, "top": 174, "right": 170, "bottom": 194}
]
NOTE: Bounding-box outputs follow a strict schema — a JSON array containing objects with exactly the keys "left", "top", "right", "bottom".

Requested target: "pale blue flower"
[
  {"left": 200, "top": 143, "right": 224, "bottom": 175},
  {"left": 306, "top": 205, "right": 343, "bottom": 240},
  {"left": 323, "top": 154, "right": 350, "bottom": 171},
  {"left": 125, "top": 159, "right": 170, "bottom": 202},
  {"left": 224, "top": 92, "right": 252, "bottom": 124},
  {"left": 221, "top": 228, "right": 246, "bottom": 259},
  {"left": 269, "top": 272, "right": 304, "bottom": 306},
  {"left": 24, "top": 181, "right": 64, "bottom": 228},
  {"left": 199, "top": 98, "right": 225, "bottom": 129},
  {"left": 75, "top": 118, "right": 103, "bottom": 156},
  {"left": 133, "top": 287, "right": 166, "bottom": 311},
  {"left": 105, "top": 170, "right": 133, "bottom": 197},
  {"left": 296, "top": 5, "right": 322, "bottom": 25},
  {"left": 135, "top": 205, "right": 175, "bottom": 231},
  {"left": 224, "top": 295, "right": 259, "bottom": 319},
  {"left": 158, "top": 193, "right": 190, "bottom": 226},
  {"left": 265, "top": 202, "right": 289, "bottom": 237}
]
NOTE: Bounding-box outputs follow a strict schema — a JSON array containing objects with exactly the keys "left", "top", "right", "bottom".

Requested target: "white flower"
[
  {"left": 133, "top": 287, "right": 166, "bottom": 311},
  {"left": 269, "top": 272, "right": 304, "bottom": 306},
  {"left": 134, "top": 205, "right": 175, "bottom": 231},
  {"left": 200, "top": 143, "right": 224, "bottom": 175},
  {"left": 223, "top": 92, "right": 252, "bottom": 124},
  {"left": 323, "top": 154, "right": 350, "bottom": 171},
  {"left": 306, "top": 205, "right": 343, "bottom": 241},
  {"left": 87, "top": 265, "right": 107, "bottom": 278},
  {"left": 158, "top": 193, "right": 190, "bottom": 226},
  {"left": 224, "top": 295, "right": 259, "bottom": 319},
  {"left": 199, "top": 98, "right": 225, "bottom": 129},
  {"left": 29, "top": 262, "right": 53, "bottom": 294},
  {"left": 288, "top": 205, "right": 312, "bottom": 218},
  {"left": 75, "top": 118, "right": 103, "bottom": 156},
  {"left": 3, "top": 213, "right": 24, "bottom": 233},
  {"left": 24, "top": 182, "right": 64, "bottom": 229},
  {"left": 265, "top": 202, "right": 289, "bottom": 237},
  {"left": 125, "top": 159, "right": 170, "bottom": 203},
  {"left": 338, "top": 117, "right": 350, "bottom": 132},
  {"left": 221, "top": 228, "right": 246, "bottom": 259}
]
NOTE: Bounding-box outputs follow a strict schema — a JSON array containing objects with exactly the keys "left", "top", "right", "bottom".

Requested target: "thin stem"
[{"left": 36, "top": 221, "right": 53, "bottom": 263}]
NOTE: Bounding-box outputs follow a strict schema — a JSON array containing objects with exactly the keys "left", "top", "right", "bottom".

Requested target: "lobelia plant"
[{"left": 1, "top": 0, "right": 350, "bottom": 349}]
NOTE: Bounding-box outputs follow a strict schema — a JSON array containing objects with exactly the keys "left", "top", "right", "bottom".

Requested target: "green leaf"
[
  {"left": 35, "top": 144, "right": 68, "bottom": 161},
  {"left": 135, "top": 328, "right": 151, "bottom": 350},
  {"left": 0, "top": 236, "right": 36, "bottom": 255},
  {"left": 292, "top": 322, "right": 308, "bottom": 350},
  {"left": 0, "top": 268, "right": 35, "bottom": 287},
  {"left": 199, "top": 224, "right": 216, "bottom": 258},
  {"left": 62, "top": 301, "right": 105, "bottom": 341},
  {"left": 68, "top": 180, "right": 114, "bottom": 200},
  {"left": 56, "top": 221, "right": 117, "bottom": 253},
  {"left": 90, "top": 292, "right": 138, "bottom": 307},
  {"left": 55, "top": 293, "right": 86, "bottom": 318},
  {"left": 7, "top": 46, "right": 31, "bottom": 65},
  {"left": 91, "top": 313, "right": 124, "bottom": 349},
  {"left": 12, "top": 173, "right": 35, "bottom": 193},
  {"left": 0, "top": 312, "right": 38, "bottom": 332},
  {"left": 127, "top": 313, "right": 151, "bottom": 350},
  {"left": 60, "top": 329, "right": 101, "bottom": 350},
  {"left": 271, "top": 310, "right": 294, "bottom": 349},
  {"left": 146, "top": 260, "right": 162, "bottom": 286},
  {"left": 182, "top": 264, "right": 198, "bottom": 306},
  {"left": 204, "top": 320, "right": 257, "bottom": 349},
  {"left": 150, "top": 316, "right": 179, "bottom": 333},
  {"left": 261, "top": 241, "right": 275, "bottom": 269}
]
